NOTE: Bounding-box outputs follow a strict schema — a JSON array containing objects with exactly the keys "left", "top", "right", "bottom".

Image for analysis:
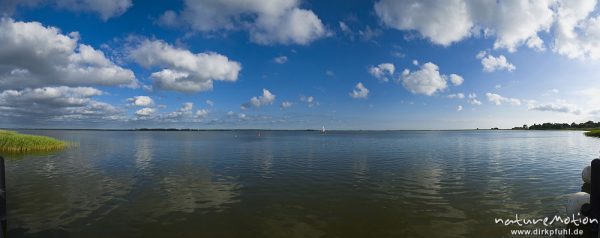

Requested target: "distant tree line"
[{"left": 520, "top": 121, "right": 600, "bottom": 130}]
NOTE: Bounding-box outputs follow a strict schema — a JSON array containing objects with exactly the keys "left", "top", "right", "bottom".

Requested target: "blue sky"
[{"left": 1, "top": 0, "right": 600, "bottom": 129}]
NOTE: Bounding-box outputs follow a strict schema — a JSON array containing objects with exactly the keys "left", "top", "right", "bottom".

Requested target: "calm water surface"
[{"left": 4, "top": 130, "right": 600, "bottom": 237}]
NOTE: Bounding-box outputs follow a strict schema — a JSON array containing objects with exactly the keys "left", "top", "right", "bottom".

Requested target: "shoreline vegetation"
[
  {"left": 586, "top": 130, "right": 600, "bottom": 137},
  {"left": 511, "top": 121, "right": 600, "bottom": 130},
  {"left": 0, "top": 130, "right": 69, "bottom": 153},
  {"left": 510, "top": 121, "right": 600, "bottom": 137}
]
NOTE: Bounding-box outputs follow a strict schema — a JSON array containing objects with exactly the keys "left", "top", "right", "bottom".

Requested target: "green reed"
[
  {"left": 585, "top": 130, "right": 600, "bottom": 137},
  {"left": 0, "top": 130, "right": 69, "bottom": 153}
]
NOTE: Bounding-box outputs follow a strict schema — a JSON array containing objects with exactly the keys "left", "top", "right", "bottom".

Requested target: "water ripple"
[{"left": 4, "top": 130, "right": 599, "bottom": 237}]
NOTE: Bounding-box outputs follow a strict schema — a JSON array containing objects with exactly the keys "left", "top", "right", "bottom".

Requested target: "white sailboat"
[{"left": 321, "top": 125, "right": 326, "bottom": 134}]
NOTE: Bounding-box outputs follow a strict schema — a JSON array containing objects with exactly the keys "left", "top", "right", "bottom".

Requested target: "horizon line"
[{"left": 2, "top": 127, "right": 520, "bottom": 131}]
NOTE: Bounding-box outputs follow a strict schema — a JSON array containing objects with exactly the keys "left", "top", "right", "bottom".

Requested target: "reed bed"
[
  {"left": 585, "top": 130, "right": 600, "bottom": 137},
  {"left": 0, "top": 130, "right": 68, "bottom": 153}
]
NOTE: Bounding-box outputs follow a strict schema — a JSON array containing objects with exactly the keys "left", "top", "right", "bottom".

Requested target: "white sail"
[{"left": 322, "top": 125, "right": 325, "bottom": 133}]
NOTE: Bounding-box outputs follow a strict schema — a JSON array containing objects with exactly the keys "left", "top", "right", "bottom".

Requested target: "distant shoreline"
[
  {"left": 513, "top": 121, "right": 600, "bottom": 131},
  {"left": 1, "top": 128, "right": 593, "bottom": 132},
  {"left": 512, "top": 128, "right": 600, "bottom": 131},
  {"left": 4, "top": 122, "right": 598, "bottom": 132}
]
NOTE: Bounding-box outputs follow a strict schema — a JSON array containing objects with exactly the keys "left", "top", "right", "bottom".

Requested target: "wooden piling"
[
  {"left": 0, "top": 156, "right": 6, "bottom": 238},
  {"left": 590, "top": 159, "right": 600, "bottom": 235},
  {"left": 0, "top": 156, "right": 5, "bottom": 238}
]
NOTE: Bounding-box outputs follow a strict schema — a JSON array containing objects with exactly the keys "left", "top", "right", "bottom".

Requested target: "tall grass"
[
  {"left": 0, "top": 130, "right": 68, "bottom": 153},
  {"left": 585, "top": 130, "right": 600, "bottom": 137}
]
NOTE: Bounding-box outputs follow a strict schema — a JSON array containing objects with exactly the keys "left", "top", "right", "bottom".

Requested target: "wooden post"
[
  {"left": 0, "top": 156, "right": 5, "bottom": 238},
  {"left": 591, "top": 159, "right": 600, "bottom": 235}
]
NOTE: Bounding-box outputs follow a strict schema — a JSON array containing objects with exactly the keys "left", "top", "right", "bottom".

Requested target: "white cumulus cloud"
[
  {"left": 0, "top": 18, "right": 136, "bottom": 90},
  {"left": 374, "top": 0, "right": 557, "bottom": 52},
  {"left": 129, "top": 39, "right": 241, "bottom": 93},
  {"left": 0, "top": 86, "right": 122, "bottom": 122},
  {"left": 449, "top": 74, "right": 464, "bottom": 86},
  {"left": 467, "top": 93, "right": 482, "bottom": 105},
  {"left": 135, "top": 107, "right": 156, "bottom": 117},
  {"left": 528, "top": 100, "right": 582, "bottom": 115},
  {"left": 447, "top": 93, "right": 465, "bottom": 99},
  {"left": 374, "top": 0, "right": 473, "bottom": 46},
  {"left": 469, "top": 99, "right": 482, "bottom": 105},
  {"left": 159, "top": 0, "right": 328, "bottom": 45},
  {"left": 369, "top": 63, "right": 395, "bottom": 82},
  {"left": 477, "top": 51, "right": 516, "bottom": 72},
  {"left": 273, "top": 56, "right": 288, "bottom": 64},
  {"left": 350, "top": 82, "right": 369, "bottom": 99},
  {"left": 553, "top": 0, "right": 600, "bottom": 59},
  {"left": 242, "top": 89, "right": 276, "bottom": 109},
  {"left": 280, "top": 101, "right": 293, "bottom": 109},
  {"left": 485, "top": 93, "right": 521, "bottom": 106},
  {"left": 128, "top": 96, "right": 154, "bottom": 107},
  {"left": 400, "top": 62, "right": 463, "bottom": 96},
  {"left": 300, "top": 95, "right": 318, "bottom": 107},
  {"left": 137, "top": 102, "right": 210, "bottom": 122},
  {"left": 195, "top": 109, "right": 209, "bottom": 118},
  {"left": 165, "top": 102, "right": 194, "bottom": 119}
]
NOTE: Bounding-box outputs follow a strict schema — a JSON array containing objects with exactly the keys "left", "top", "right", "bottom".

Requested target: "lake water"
[{"left": 4, "top": 130, "right": 600, "bottom": 237}]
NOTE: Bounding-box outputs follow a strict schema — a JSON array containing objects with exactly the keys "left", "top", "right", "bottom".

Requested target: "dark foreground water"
[{"left": 4, "top": 130, "right": 600, "bottom": 237}]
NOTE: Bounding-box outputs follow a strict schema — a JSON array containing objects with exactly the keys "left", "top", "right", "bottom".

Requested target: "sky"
[{"left": 1, "top": 0, "right": 600, "bottom": 130}]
